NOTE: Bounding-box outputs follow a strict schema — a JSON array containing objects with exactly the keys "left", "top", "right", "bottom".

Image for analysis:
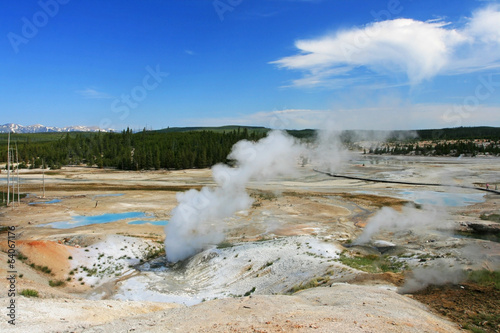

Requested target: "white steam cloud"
[
  {"left": 164, "top": 130, "right": 304, "bottom": 262},
  {"left": 354, "top": 205, "right": 449, "bottom": 245},
  {"left": 398, "top": 264, "right": 466, "bottom": 294},
  {"left": 164, "top": 128, "right": 350, "bottom": 262},
  {"left": 309, "top": 128, "right": 351, "bottom": 172}
]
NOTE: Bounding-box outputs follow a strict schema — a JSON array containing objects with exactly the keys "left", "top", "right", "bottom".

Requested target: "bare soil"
[{"left": 413, "top": 283, "right": 500, "bottom": 333}]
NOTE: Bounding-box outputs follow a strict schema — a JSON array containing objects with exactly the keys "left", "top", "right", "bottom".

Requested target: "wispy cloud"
[
  {"left": 76, "top": 88, "right": 113, "bottom": 99},
  {"left": 185, "top": 49, "right": 195, "bottom": 56},
  {"left": 271, "top": 5, "right": 500, "bottom": 88}
]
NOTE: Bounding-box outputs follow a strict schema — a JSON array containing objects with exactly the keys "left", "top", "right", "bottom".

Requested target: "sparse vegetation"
[
  {"left": 17, "top": 252, "right": 28, "bottom": 261},
  {"left": 467, "top": 269, "right": 500, "bottom": 290},
  {"left": 145, "top": 246, "right": 165, "bottom": 260},
  {"left": 251, "top": 191, "right": 278, "bottom": 201},
  {"left": 216, "top": 241, "right": 233, "bottom": 249},
  {"left": 49, "top": 280, "right": 65, "bottom": 287},
  {"left": 20, "top": 289, "right": 39, "bottom": 297},
  {"left": 260, "top": 261, "right": 273, "bottom": 270},
  {"left": 337, "top": 252, "right": 405, "bottom": 273},
  {"left": 288, "top": 276, "right": 329, "bottom": 293},
  {"left": 480, "top": 213, "right": 500, "bottom": 223},
  {"left": 30, "top": 264, "right": 52, "bottom": 275},
  {"left": 244, "top": 287, "right": 256, "bottom": 296}
]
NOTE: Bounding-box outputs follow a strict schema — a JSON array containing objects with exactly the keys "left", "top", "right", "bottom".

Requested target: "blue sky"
[{"left": 1, "top": 0, "right": 499, "bottom": 131}]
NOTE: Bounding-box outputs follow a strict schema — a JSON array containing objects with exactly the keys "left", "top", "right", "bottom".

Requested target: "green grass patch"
[
  {"left": 470, "top": 313, "right": 500, "bottom": 331},
  {"left": 480, "top": 213, "right": 500, "bottom": 223},
  {"left": 467, "top": 270, "right": 500, "bottom": 290},
  {"left": 337, "top": 253, "right": 404, "bottom": 273},
  {"left": 216, "top": 241, "right": 233, "bottom": 249},
  {"left": 20, "top": 289, "right": 39, "bottom": 297}
]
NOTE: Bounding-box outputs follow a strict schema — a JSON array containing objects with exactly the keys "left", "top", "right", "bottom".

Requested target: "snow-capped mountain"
[{"left": 0, "top": 123, "right": 112, "bottom": 133}]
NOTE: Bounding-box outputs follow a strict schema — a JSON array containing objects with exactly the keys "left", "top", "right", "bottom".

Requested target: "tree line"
[
  {"left": 2, "top": 126, "right": 499, "bottom": 170},
  {"left": 365, "top": 140, "right": 500, "bottom": 157},
  {"left": 1, "top": 128, "right": 265, "bottom": 170}
]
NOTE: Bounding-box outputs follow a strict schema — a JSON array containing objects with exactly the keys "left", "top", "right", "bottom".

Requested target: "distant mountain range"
[{"left": 0, "top": 123, "right": 111, "bottom": 133}]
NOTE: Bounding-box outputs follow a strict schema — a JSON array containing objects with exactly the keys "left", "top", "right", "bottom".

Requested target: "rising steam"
[
  {"left": 354, "top": 205, "right": 450, "bottom": 245},
  {"left": 164, "top": 130, "right": 304, "bottom": 262},
  {"left": 398, "top": 264, "right": 466, "bottom": 294}
]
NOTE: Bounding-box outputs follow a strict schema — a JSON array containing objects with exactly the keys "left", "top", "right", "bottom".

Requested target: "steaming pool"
[
  {"left": 394, "top": 190, "right": 485, "bottom": 207},
  {"left": 39, "top": 212, "right": 167, "bottom": 229}
]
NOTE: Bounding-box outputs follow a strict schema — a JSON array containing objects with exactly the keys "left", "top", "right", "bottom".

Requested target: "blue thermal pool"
[
  {"left": 29, "top": 199, "right": 62, "bottom": 205},
  {"left": 128, "top": 220, "right": 169, "bottom": 226},
  {"left": 396, "top": 190, "right": 485, "bottom": 207},
  {"left": 39, "top": 211, "right": 150, "bottom": 229}
]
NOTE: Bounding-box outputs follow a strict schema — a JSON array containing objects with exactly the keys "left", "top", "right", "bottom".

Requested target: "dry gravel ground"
[{"left": 0, "top": 284, "right": 460, "bottom": 333}]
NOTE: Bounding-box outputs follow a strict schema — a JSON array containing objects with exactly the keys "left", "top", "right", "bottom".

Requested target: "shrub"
[
  {"left": 244, "top": 287, "right": 256, "bottom": 296},
  {"left": 48, "top": 280, "right": 65, "bottom": 287},
  {"left": 20, "top": 289, "right": 39, "bottom": 297}
]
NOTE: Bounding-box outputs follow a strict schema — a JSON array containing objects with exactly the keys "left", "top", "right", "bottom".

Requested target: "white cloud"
[
  {"left": 271, "top": 6, "right": 500, "bottom": 87},
  {"left": 466, "top": 5, "right": 500, "bottom": 44},
  {"left": 76, "top": 88, "right": 113, "bottom": 99}
]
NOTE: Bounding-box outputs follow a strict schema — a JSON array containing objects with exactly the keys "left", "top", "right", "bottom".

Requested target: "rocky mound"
[{"left": 1, "top": 284, "right": 460, "bottom": 333}]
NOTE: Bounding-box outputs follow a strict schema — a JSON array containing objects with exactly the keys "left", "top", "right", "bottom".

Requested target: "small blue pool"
[
  {"left": 29, "top": 199, "right": 62, "bottom": 205},
  {"left": 40, "top": 211, "right": 149, "bottom": 229},
  {"left": 396, "top": 191, "right": 485, "bottom": 207},
  {"left": 128, "top": 220, "right": 169, "bottom": 226}
]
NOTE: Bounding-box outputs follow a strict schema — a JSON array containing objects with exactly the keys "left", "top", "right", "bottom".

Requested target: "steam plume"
[
  {"left": 164, "top": 130, "right": 303, "bottom": 262},
  {"left": 354, "top": 205, "right": 449, "bottom": 245},
  {"left": 309, "top": 128, "right": 351, "bottom": 172},
  {"left": 398, "top": 264, "right": 465, "bottom": 294}
]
